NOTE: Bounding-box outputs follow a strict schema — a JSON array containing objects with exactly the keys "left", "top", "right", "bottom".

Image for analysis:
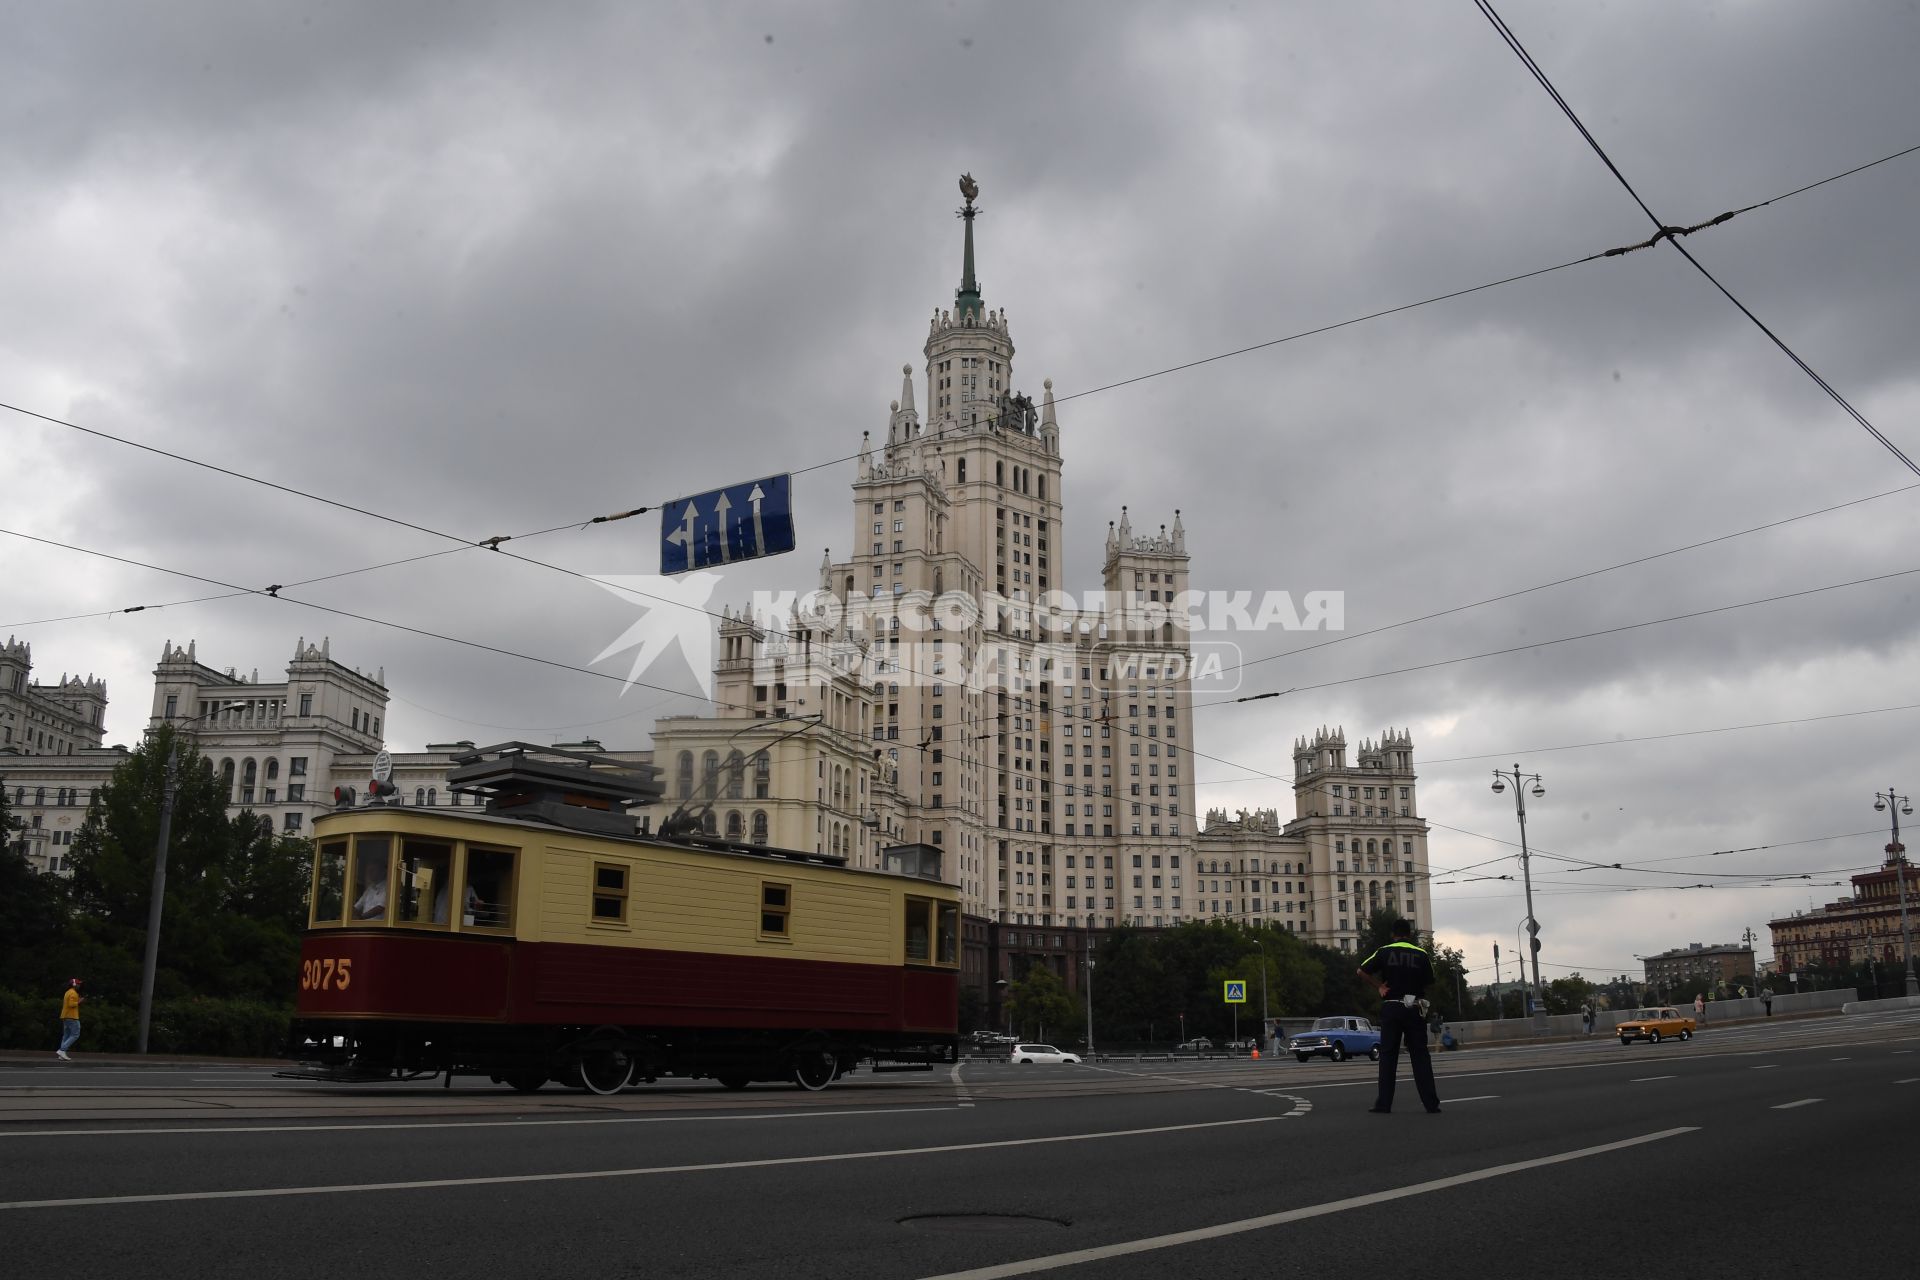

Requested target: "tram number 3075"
[{"left": 300, "top": 958, "right": 353, "bottom": 991}]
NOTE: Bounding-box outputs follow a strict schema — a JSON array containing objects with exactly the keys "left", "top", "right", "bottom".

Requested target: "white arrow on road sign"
[
  {"left": 747, "top": 482, "right": 766, "bottom": 556},
  {"left": 666, "top": 501, "right": 697, "bottom": 565},
  {"left": 712, "top": 491, "right": 733, "bottom": 564}
]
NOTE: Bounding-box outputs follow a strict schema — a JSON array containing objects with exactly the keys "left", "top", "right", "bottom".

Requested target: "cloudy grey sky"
[{"left": 5, "top": 2, "right": 1918, "bottom": 983}]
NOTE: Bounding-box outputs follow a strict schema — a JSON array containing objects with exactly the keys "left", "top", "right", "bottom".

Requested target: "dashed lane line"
[
  {"left": 1750, "top": 1065, "right": 1778, "bottom": 1070},
  {"left": 1443, "top": 1095, "right": 1498, "bottom": 1104},
  {"left": 915, "top": 1127, "right": 1701, "bottom": 1279},
  {"left": 1771, "top": 1098, "right": 1823, "bottom": 1110},
  {"left": 1895, "top": 1077, "right": 1920, "bottom": 1085},
  {"left": 1631, "top": 1076, "right": 1675, "bottom": 1083}
]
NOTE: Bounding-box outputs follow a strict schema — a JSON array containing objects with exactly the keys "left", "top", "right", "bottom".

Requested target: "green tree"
[
  {"left": 1008, "top": 964, "right": 1079, "bottom": 1043},
  {"left": 0, "top": 782, "right": 75, "bottom": 994},
  {"left": 61, "top": 726, "right": 309, "bottom": 1005},
  {"left": 1544, "top": 973, "right": 1596, "bottom": 1015}
]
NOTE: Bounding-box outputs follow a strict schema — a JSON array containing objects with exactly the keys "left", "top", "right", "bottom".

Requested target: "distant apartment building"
[
  {"left": 1770, "top": 852, "right": 1920, "bottom": 976},
  {"left": 1641, "top": 942, "right": 1756, "bottom": 993}
]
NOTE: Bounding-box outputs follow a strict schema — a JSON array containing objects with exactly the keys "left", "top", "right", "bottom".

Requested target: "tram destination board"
[{"left": 660, "top": 474, "right": 796, "bottom": 574}]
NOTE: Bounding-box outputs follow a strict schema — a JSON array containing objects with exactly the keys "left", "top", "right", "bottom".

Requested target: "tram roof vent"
[
  {"left": 881, "top": 842, "right": 944, "bottom": 881},
  {"left": 446, "top": 741, "right": 665, "bottom": 836}
]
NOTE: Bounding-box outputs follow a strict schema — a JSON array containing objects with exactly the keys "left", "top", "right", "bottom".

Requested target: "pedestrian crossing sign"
[{"left": 1223, "top": 980, "right": 1247, "bottom": 1004}]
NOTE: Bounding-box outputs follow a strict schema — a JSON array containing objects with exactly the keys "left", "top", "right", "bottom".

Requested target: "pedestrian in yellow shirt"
[{"left": 56, "top": 979, "right": 83, "bottom": 1060}]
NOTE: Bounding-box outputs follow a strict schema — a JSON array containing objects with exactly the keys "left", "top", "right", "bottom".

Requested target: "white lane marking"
[
  {"left": 0, "top": 1114, "right": 1283, "bottom": 1210},
  {"left": 1631, "top": 1076, "right": 1675, "bottom": 1083},
  {"left": 0, "top": 1104, "right": 954, "bottom": 1141},
  {"left": 917, "top": 1127, "right": 1700, "bottom": 1279},
  {"left": 1894, "top": 1077, "right": 1920, "bottom": 1085},
  {"left": 949, "top": 1063, "right": 973, "bottom": 1109},
  {"left": 1750, "top": 1065, "right": 1777, "bottom": 1070},
  {"left": 1771, "top": 1098, "right": 1823, "bottom": 1110},
  {"left": 1830, "top": 1057, "right": 1850, "bottom": 1062},
  {"left": 1443, "top": 1095, "right": 1498, "bottom": 1104},
  {"left": 1895, "top": 1050, "right": 1913, "bottom": 1055}
]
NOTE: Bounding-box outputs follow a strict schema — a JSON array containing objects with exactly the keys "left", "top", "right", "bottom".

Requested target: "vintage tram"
[{"left": 285, "top": 743, "right": 960, "bottom": 1092}]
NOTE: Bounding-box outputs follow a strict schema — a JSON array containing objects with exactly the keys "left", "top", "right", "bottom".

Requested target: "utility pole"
[
  {"left": 135, "top": 745, "right": 179, "bottom": 1056},
  {"left": 1493, "top": 943, "right": 1503, "bottom": 1020}
]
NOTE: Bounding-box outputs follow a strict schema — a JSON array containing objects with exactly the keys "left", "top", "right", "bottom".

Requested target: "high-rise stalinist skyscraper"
[
  {"left": 654, "top": 175, "right": 1196, "bottom": 928},
  {"left": 649, "top": 177, "right": 1432, "bottom": 949}
]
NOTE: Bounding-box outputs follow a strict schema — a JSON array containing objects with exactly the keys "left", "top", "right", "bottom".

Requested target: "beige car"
[{"left": 1616, "top": 1006, "right": 1697, "bottom": 1044}]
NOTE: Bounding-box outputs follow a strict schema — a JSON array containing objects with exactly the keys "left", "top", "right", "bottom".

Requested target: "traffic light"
[
  {"left": 1527, "top": 918, "right": 1542, "bottom": 954},
  {"left": 332, "top": 785, "right": 357, "bottom": 807}
]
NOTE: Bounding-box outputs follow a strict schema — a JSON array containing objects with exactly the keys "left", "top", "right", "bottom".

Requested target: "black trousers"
[{"left": 1375, "top": 1002, "right": 1441, "bottom": 1112}]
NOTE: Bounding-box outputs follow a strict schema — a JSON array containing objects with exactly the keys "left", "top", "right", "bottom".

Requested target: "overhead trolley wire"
[
  {"left": 1473, "top": 0, "right": 1920, "bottom": 478},
  {"left": 3, "top": 128, "right": 1912, "bottom": 600},
  {"left": 1197, "top": 563, "right": 1920, "bottom": 708},
  {"left": 1167, "top": 479, "right": 1920, "bottom": 703}
]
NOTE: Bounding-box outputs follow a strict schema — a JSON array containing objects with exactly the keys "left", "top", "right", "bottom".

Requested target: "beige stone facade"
[
  {"left": 1189, "top": 726, "right": 1434, "bottom": 953},
  {"left": 0, "top": 636, "right": 106, "bottom": 757}
]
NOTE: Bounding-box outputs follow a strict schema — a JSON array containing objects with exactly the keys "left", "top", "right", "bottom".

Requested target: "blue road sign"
[
  {"left": 1223, "top": 980, "right": 1247, "bottom": 1004},
  {"left": 660, "top": 474, "right": 796, "bottom": 574}
]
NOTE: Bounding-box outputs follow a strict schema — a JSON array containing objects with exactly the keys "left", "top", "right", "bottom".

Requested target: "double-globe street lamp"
[
  {"left": 1872, "top": 787, "right": 1917, "bottom": 998},
  {"left": 137, "top": 701, "right": 245, "bottom": 1054},
  {"left": 1491, "top": 764, "right": 1547, "bottom": 1029}
]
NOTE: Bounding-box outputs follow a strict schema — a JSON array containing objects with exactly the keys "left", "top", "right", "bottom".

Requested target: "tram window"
[
  {"left": 592, "top": 862, "right": 629, "bottom": 924},
  {"left": 936, "top": 901, "right": 960, "bottom": 966},
  {"left": 464, "top": 847, "right": 515, "bottom": 930},
  {"left": 350, "top": 837, "right": 392, "bottom": 922},
  {"left": 399, "top": 840, "right": 455, "bottom": 926},
  {"left": 760, "top": 882, "right": 790, "bottom": 938},
  {"left": 313, "top": 840, "right": 347, "bottom": 924},
  {"left": 904, "top": 897, "right": 932, "bottom": 962}
]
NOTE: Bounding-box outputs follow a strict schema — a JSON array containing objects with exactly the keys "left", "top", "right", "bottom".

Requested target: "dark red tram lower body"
[{"left": 288, "top": 931, "right": 959, "bottom": 1092}]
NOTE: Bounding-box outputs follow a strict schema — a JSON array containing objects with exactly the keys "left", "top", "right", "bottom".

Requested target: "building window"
[
  {"left": 761, "top": 882, "right": 791, "bottom": 937},
  {"left": 592, "top": 863, "right": 629, "bottom": 924}
]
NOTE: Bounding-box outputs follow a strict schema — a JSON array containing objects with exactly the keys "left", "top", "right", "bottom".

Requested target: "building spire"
[{"left": 955, "top": 172, "right": 983, "bottom": 324}]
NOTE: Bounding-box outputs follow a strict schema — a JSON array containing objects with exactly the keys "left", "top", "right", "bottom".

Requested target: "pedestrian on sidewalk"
[
  {"left": 1761, "top": 988, "right": 1773, "bottom": 1017},
  {"left": 1581, "top": 1002, "right": 1595, "bottom": 1036},
  {"left": 1693, "top": 992, "right": 1706, "bottom": 1025},
  {"left": 56, "top": 979, "right": 83, "bottom": 1060}
]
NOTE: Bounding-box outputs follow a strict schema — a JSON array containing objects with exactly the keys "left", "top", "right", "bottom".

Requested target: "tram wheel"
[
  {"left": 791, "top": 1049, "right": 837, "bottom": 1092},
  {"left": 714, "top": 1073, "right": 752, "bottom": 1091},
  {"left": 579, "top": 1047, "right": 636, "bottom": 1095},
  {"left": 502, "top": 1073, "right": 548, "bottom": 1094}
]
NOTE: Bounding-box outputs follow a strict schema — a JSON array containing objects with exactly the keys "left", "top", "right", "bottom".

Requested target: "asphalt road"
[{"left": 3, "top": 1010, "right": 1915, "bottom": 1279}]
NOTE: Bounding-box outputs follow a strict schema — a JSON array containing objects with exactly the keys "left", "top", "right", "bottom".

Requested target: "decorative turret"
[
  {"left": 1171, "top": 509, "right": 1184, "bottom": 553},
  {"left": 1039, "top": 378, "right": 1058, "bottom": 454}
]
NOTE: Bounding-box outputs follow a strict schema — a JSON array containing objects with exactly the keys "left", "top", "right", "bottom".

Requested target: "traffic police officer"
[{"left": 1357, "top": 918, "right": 1442, "bottom": 1114}]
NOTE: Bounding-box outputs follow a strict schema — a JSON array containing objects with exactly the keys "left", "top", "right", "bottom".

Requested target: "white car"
[{"left": 1010, "top": 1043, "right": 1081, "bottom": 1064}]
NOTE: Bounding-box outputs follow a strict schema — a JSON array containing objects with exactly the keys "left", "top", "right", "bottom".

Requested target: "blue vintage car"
[{"left": 1288, "top": 1016, "right": 1382, "bottom": 1062}]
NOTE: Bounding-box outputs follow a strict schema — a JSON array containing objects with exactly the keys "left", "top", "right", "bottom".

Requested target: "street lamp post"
[
  {"left": 1873, "top": 787, "right": 1917, "bottom": 998},
  {"left": 1084, "top": 913, "right": 1095, "bottom": 1057},
  {"left": 1492, "top": 765, "right": 1547, "bottom": 1029},
  {"left": 136, "top": 702, "right": 244, "bottom": 1054},
  {"left": 994, "top": 978, "right": 1010, "bottom": 1037}
]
